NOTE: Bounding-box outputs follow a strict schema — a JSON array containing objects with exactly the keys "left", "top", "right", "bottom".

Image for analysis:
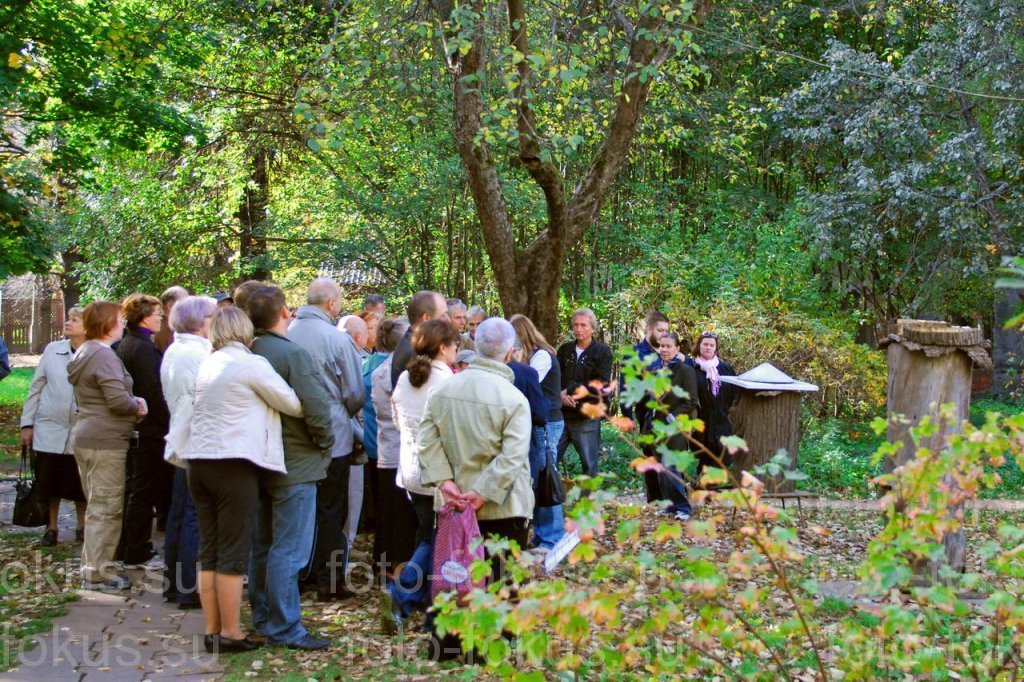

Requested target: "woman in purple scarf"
[
  {"left": 687, "top": 332, "right": 738, "bottom": 473},
  {"left": 115, "top": 293, "right": 174, "bottom": 568}
]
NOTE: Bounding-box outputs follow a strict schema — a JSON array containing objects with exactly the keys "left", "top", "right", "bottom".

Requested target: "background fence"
[{"left": 0, "top": 275, "right": 65, "bottom": 354}]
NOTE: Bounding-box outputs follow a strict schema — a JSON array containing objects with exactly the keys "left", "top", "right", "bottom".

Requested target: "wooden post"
[
  {"left": 881, "top": 320, "right": 991, "bottom": 577},
  {"left": 731, "top": 391, "right": 803, "bottom": 494},
  {"left": 34, "top": 274, "right": 52, "bottom": 354}
]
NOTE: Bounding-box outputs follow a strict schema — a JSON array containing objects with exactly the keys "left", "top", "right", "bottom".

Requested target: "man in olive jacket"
[
  {"left": 418, "top": 317, "right": 534, "bottom": 543},
  {"left": 246, "top": 286, "right": 335, "bottom": 651}
]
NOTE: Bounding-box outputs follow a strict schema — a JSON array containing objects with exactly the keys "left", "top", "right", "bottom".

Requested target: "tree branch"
[
  {"left": 565, "top": 1, "right": 712, "bottom": 245},
  {"left": 432, "top": 0, "right": 521, "bottom": 313},
  {"left": 507, "top": 0, "right": 566, "bottom": 273}
]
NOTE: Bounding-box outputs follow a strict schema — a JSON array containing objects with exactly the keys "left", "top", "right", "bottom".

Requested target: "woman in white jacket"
[
  {"left": 392, "top": 319, "right": 459, "bottom": 541},
  {"left": 383, "top": 319, "right": 459, "bottom": 630},
  {"left": 159, "top": 295, "right": 217, "bottom": 611},
  {"left": 19, "top": 307, "right": 87, "bottom": 547},
  {"left": 181, "top": 306, "right": 303, "bottom": 653}
]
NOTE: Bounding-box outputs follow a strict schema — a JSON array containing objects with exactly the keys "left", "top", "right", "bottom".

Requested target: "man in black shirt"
[
  {"left": 556, "top": 308, "right": 612, "bottom": 478},
  {"left": 389, "top": 291, "right": 449, "bottom": 389}
]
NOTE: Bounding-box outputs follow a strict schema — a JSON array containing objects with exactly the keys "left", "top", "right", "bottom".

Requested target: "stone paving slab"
[{"left": 1, "top": 502, "right": 225, "bottom": 682}]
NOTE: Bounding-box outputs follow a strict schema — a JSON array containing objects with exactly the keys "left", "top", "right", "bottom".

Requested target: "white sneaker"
[
  {"left": 673, "top": 511, "right": 691, "bottom": 522},
  {"left": 123, "top": 555, "right": 165, "bottom": 570},
  {"left": 82, "top": 574, "right": 132, "bottom": 591}
]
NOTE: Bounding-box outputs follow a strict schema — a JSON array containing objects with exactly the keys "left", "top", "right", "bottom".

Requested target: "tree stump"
[
  {"left": 880, "top": 320, "right": 992, "bottom": 578},
  {"left": 731, "top": 391, "right": 803, "bottom": 494}
]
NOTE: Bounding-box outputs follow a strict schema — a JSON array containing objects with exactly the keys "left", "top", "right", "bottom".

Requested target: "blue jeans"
[
  {"left": 533, "top": 420, "right": 566, "bottom": 549},
  {"left": 387, "top": 540, "right": 432, "bottom": 618},
  {"left": 163, "top": 468, "right": 199, "bottom": 606},
  {"left": 557, "top": 418, "right": 601, "bottom": 478},
  {"left": 249, "top": 482, "right": 317, "bottom": 644}
]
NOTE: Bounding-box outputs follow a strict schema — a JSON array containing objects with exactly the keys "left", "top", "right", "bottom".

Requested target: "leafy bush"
[
  {"left": 797, "top": 414, "right": 884, "bottom": 498},
  {"left": 597, "top": 202, "right": 888, "bottom": 421},
  {"left": 431, "top": 356, "right": 1024, "bottom": 678},
  {"left": 688, "top": 301, "right": 888, "bottom": 420}
]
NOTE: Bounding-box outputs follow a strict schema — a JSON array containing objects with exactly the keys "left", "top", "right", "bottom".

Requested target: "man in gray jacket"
[
  {"left": 287, "top": 278, "right": 365, "bottom": 600},
  {"left": 247, "top": 285, "right": 335, "bottom": 650}
]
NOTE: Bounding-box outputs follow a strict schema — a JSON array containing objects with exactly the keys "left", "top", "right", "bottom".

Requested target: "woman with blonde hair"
[
  {"left": 67, "top": 301, "right": 147, "bottom": 591},
  {"left": 509, "top": 314, "right": 564, "bottom": 549},
  {"left": 20, "top": 307, "right": 88, "bottom": 547},
  {"left": 181, "top": 306, "right": 304, "bottom": 653}
]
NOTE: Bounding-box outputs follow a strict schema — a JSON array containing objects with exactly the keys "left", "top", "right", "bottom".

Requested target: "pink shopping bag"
[{"left": 430, "top": 503, "right": 486, "bottom": 602}]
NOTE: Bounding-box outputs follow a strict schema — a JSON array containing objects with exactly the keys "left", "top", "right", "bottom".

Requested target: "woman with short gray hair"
[{"left": 160, "top": 295, "right": 216, "bottom": 611}]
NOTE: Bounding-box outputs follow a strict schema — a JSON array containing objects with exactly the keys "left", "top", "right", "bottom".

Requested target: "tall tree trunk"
[
  {"left": 432, "top": 0, "right": 712, "bottom": 340},
  {"left": 59, "top": 247, "right": 85, "bottom": 311},
  {"left": 237, "top": 149, "right": 273, "bottom": 281}
]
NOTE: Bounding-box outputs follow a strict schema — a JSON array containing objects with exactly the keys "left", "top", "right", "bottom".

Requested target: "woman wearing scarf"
[
  {"left": 688, "top": 331, "right": 738, "bottom": 473},
  {"left": 115, "top": 293, "right": 173, "bottom": 568}
]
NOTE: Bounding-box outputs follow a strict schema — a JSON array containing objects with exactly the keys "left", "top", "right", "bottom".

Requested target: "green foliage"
[
  {"left": 798, "top": 415, "right": 885, "bottom": 498},
  {"left": 430, "top": 359, "right": 1024, "bottom": 679},
  {"left": 778, "top": 0, "right": 1024, "bottom": 322},
  {"left": 1, "top": 0, "right": 201, "bottom": 278}
]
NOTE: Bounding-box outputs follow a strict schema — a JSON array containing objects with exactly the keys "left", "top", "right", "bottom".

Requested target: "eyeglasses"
[{"left": 699, "top": 332, "right": 718, "bottom": 339}]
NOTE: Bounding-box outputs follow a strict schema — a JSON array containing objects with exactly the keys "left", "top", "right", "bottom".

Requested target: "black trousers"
[
  {"left": 117, "top": 437, "right": 174, "bottom": 563},
  {"left": 304, "top": 456, "right": 350, "bottom": 594},
  {"left": 372, "top": 468, "right": 418, "bottom": 577}
]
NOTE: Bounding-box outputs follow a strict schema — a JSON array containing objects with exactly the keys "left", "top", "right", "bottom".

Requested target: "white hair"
[
  {"left": 307, "top": 278, "right": 340, "bottom": 306},
  {"left": 446, "top": 298, "right": 467, "bottom": 314},
  {"left": 338, "top": 314, "right": 367, "bottom": 337},
  {"left": 572, "top": 307, "right": 598, "bottom": 330},
  {"left": 467, "top": 305, "right": 487, "bottom": 322},
  {"left": 169, "top": 296, "right": 218, "bottom": 333},
  {"left": 160, "top": 285, "right": 189, "bottom": 306},
  {"left": 475, "top": 317, "right": 516, "bottom": 360}
]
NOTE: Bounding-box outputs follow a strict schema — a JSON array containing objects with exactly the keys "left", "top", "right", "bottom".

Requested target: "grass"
[
  {"left": 797, "top": 397, "right": 1024, "bottom": 499},
  {"left": 0, "top": 368, "right": 32, "bottom": 408},
  {"left": 0, "top": 531, "right": 80, "bottom": 671}
]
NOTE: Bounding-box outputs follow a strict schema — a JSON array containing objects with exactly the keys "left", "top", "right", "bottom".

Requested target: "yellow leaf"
[{"left": 8, "top": 53, "right": 23, "bottom": 68}]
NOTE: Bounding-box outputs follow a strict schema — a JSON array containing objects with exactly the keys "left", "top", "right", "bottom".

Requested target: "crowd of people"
[{"left": 12, "top": 281, "right": 738, "bottom": 657}]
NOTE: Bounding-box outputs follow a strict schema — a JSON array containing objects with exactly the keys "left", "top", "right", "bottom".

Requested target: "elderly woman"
[
  {"left": 115, "top": 293, "right": 173, "bottom": 568},
  {"left": 160, "top": 295, "right": 217, "bottom": 610},
  {"left": 182, "top": 306, "right": 303, "bottom": 653},
  {"left": 67, "top": 301, "right": 147, "bottom": 591},
  {"left": 687, "top": 331, "right": 738, "bottom": 472},
  {"left": 20, "top": 307, "right": 88, "bottom": 547}
]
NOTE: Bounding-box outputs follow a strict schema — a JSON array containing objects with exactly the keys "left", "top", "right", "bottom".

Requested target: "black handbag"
[
  {"left": 13, "top": 445, "right": 48, "bottom": 528},
  {"left": 535, "top": 447, "right": 566, "bottom": 508}
]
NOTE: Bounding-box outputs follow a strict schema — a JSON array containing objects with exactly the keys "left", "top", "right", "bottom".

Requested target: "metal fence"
[{"left": 0, "top": 275, "right": 65, "bottom": 354}]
